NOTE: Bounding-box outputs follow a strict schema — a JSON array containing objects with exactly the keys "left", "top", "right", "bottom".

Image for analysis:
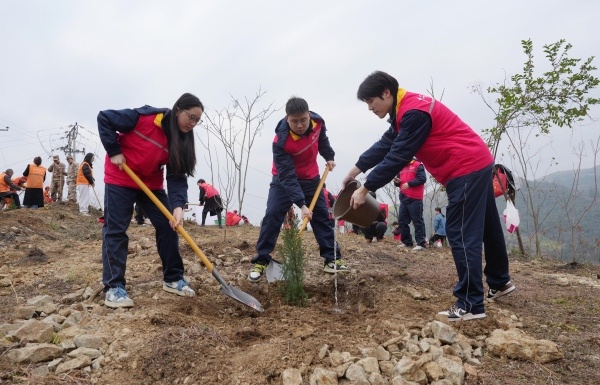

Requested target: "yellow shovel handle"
[
  {"left": 121, "top": 163, "right": 214, "bottom": 272},
  {"left": 299, "top": 166, "right": 330, "bottom": 235}
]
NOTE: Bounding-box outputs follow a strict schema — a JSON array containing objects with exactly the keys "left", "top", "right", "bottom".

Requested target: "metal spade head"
[
  {"left": 266, "top": 259, "right": 285, "bottom": 283},
  {"left": 212, "top": 270, "right": 264, "bottom": 313}
]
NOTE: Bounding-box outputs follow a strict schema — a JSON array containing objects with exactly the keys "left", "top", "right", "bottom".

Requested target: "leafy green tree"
[{"left": 473, "top": 39, "right": 599, "bottom": 258}]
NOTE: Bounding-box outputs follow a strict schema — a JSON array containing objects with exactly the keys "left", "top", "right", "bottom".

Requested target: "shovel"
[
  {"left": 91, "top": 186, "right": 105, "bottom": 222},
  {"left": 121, "top": 163, "right": 264, "bottom": 313},
  {"left": 266, "top": 166, "right": 330, "bottom": 282}
]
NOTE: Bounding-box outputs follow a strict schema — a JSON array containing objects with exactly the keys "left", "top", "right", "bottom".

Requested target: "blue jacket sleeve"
[
  {"left": 408, "top": 164, "right": 427, "bottom": 187},
  {"left": 166, "top": 174, "right": 188, "bottom": 210},
  {"left": 361, "top": 110, "right": 432, "bottom": 192},
  {"left": 97, "top": 108, "right": 141, "bottom": 157}
]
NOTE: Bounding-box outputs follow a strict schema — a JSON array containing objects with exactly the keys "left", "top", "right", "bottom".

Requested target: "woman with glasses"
[{"left": 97, "top": 93, "right": 203, "bottom": 309}]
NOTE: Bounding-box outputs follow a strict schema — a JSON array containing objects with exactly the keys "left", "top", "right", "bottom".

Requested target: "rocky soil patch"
[{"left": 0, "top": 204, "right": 599, "bottom": 384}]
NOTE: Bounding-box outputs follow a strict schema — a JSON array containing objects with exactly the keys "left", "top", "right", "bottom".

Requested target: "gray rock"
[
  {"left": 74, "top": 334, "right": 104, "bottom": 350},
  {"left": 12, "top": 319, "right": 54, "bottom": 343},
  {"left": 13, "top": 306, "right": 37, "bottom": 320},
  {"left": 6, "top": 343, "right": 63, "bottom": 363},
  {"left": 55, "top": 356, "right": 92, "bottom": 374},
  {"left": 486, "top": 328, "right": 563, "bottom": 363},
  {"left": 356, "top": 356, "right": 379, "bottom": 374},
  {"left": 67, "top": 347, "right": 102, "bottom": 359},
  {"left": 435, "top": 356, "right": 464, "bottom": 385},
  {"left": 369, "top": 372, "right": 389, "bottom": 385},
  {"left": 309, "top": 367, "right": 338, "bottom": 385},
  {"left": 431, "top": 321, "right": 457, "bottom": 345},
  {"left": 282, "top": 368, "right": 303, "bottom": 385},
  {"left": 318, "top": 344, "right": 329, "bottom": 360},
  {"left": 47, "top": 358, "right": 63, "bottom": 372},
  {"left": 376, "top": 345, "right": 391, "bottom": 361},
  {"left": 345, "top": 363, "right": 368, "bottom": 382}
]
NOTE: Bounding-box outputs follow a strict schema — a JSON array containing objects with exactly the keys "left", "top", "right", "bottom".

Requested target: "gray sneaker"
[
  {"left": 105, "top": 287, "right": 134, "bottom": 308},
  {"left": 163, "top": 279, "right": 196, "bottom": 297},
  {"left": 487, "top": 281, "right": 516, "bottom": 299}
]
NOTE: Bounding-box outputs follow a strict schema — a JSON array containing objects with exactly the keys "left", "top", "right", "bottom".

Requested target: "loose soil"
[{"left": 0, "top": 204, "right": 599, "bottom": 384}]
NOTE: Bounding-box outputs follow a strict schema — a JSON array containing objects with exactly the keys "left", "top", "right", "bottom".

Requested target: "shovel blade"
[
  {"left": 266, "top": 259, "right": 284, "bottom": 283},
  {"left": 212, "top": 269, "right": 264, "bottom": 312}
]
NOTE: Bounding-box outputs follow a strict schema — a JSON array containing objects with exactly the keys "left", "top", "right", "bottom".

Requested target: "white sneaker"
[
  {"left": 412, "top": 245, "right": 425, "bottom": 251},
  {"left": 163, "top": 279, "right": 196, "bottom": 297},
  {"left": 105, "top": 287, "right": 134, "bottom": 308}
]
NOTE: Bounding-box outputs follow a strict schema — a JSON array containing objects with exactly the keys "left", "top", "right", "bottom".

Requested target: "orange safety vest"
[
  {"left": 76, "top": 162, "right": 93, "bottom": 185},
  {"left": 0, "top": 173, "right": 10, "bottom": 193},
  {"left": 27, "top": 164, "right": 46, "bottom": 188}
]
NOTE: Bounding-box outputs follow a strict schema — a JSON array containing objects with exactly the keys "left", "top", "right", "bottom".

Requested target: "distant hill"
[{"left": 510, "top": 165, "right": 599, "bottom": 264}]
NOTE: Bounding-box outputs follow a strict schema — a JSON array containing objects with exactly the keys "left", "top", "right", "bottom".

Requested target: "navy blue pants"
[
  {"left": 102, "top": 184, "right": 185, "bottom": 291},
  {"left": 363, "top": 222, "right": 387, "bottom": 240},
  {"left": 398, "top": 196, "right": 426, "bottom": 247},
  {"left": 445, "top": 164, "right": 511, "bottom": 314},
  {"left": 252, "top": 176, "right": 341, "bottom": 264}
]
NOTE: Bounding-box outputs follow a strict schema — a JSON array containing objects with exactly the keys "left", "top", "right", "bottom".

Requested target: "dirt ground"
[{"left": 0, "top": 203, "right": 599, "bottom": 385}]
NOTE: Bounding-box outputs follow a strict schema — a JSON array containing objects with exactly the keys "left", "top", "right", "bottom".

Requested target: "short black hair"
[
  {"left": 33, "top": 157, "right": 42, "bottom": 166},
  {"left": 198, "top": 179, "right": 205, "bottom": 184},
  {"left": 435, "top": 207, "right": 442, "bottom": 213},
  {"left": 357, "top": 71, "right": 399, "bottom": 101},
  {"left": 285, "top": 97, "right": 309, "bottom": 115}
]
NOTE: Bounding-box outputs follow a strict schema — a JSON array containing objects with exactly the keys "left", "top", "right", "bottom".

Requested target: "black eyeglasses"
[{"left": 180, "top": 109, "right": 203, "bottom": 126}]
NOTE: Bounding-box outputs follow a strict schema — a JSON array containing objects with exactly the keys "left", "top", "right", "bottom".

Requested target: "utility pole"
[{"left": 57, "top": 122, "right": 85, "bottom": 160}]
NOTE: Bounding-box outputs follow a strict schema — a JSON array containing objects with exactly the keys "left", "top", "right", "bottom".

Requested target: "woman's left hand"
[{"left": 170, "top": 207, "right": 184, "bottom": 230}]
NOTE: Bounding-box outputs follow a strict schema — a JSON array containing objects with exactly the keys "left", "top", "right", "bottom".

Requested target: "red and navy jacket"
[
  {"left": 356, "top": 89, "right": 493, "bottom": 191},
  {"left": 271, "top": 111, "right": 335, "bottom": 209},
  {"left": 98, "top": 105, "right": 188, "bottom": 209},
  {"left": 395, "top": 160, "right": 426, "bottom": 200}
]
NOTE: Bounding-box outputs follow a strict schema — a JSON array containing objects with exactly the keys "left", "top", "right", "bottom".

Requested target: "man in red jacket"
[
  {"left": 248, "top": 97, "right": 347, "bottom": 282},
  {"left": 342, "top": 71, "right": 515, "bottom": 322}
]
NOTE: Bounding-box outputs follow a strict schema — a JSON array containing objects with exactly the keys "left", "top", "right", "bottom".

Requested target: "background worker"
[
  {"left": 197, "top": 179, "right": 223, "bottom": 227},
  {"left": 22, "top": 156, "right": 47, "bottom": 208},
  {"left": 76, "top": 152, "right": 95, "bottom": 216},
  {"left": 0, "top": 169, "right": 23, "bottom": 209},
  {"left": 393, "top": 159, "right": 427, "bottom": 251},
  {"left": 429, "top": 207, "right": 447, "bottom": 247},
  {"left": 66, "top": 155, "right": 79, "bottom": 203},
  {"left": 47, "top": 155, "right": 66, "bottom": 202}
]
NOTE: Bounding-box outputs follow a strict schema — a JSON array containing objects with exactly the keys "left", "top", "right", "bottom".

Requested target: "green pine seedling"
[{"left": 278, "top": 216, "right": 308, "bottom": 306}]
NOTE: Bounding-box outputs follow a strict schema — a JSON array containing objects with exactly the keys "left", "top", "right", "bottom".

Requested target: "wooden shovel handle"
[
  {"left": 121, "top": 163, "right": 214, "bottom": 272},
  {"left": 299, "top": 166, "right": 330, "bottom": 235}
]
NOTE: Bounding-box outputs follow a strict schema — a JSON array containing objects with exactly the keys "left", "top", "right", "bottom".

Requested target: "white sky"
[{"left": 1, "top": 1, "right": 598, "bottom": 223}]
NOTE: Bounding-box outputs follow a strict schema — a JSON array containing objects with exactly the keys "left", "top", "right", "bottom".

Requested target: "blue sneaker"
[
  {"left": 105, "top": 287, "right": 134, "bottom": 308},
  {"left": 163, "top": 279, "right": 196, "bottom": 297}
]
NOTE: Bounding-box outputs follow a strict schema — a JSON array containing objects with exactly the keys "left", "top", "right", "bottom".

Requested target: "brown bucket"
[{"left": 333, "top": 180, "right": 380, "bottom": 227}]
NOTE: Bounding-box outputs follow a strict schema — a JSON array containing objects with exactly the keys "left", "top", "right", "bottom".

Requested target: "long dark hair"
[
  {"left": 83, "top": 153, "right": 94, "bottom": 167},
  {"left": 167, "top": 93, "right": 203, "bottom": 176}
]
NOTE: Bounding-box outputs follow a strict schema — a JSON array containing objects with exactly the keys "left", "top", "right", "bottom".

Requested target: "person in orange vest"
[
  {"left": 76, "top": 153, "right": 95, "bottom": 215},
  {"left": 43, "top": 186, "right": 52, "bottom": 204},
  {"left": 197, "top": 179, "right": 223, "bottom": 227},
  {"left": 22, "top": 156, "right": 47, "bottom": 208},
  {"left": 0, "top": 169, "right": 23, "bottom": 209}
]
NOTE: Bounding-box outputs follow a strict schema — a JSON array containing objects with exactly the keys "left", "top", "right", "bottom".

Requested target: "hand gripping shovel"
[
  {"left": 265, "top": 166, "right": 330, "bottom": 283},
  {"left": 122, "top": 163, "right": 264, "bottom": 313}
]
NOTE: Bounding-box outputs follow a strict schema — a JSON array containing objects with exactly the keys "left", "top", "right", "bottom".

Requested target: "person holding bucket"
[
  {"left": 247, "top": 97, "right": 348, "bottom": 282},
  {"left": 98, "top": 93, "right": 203, "bottom": 308},
  {"left": 341, "top": 71, "right": 514, "bottom": 322}
]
